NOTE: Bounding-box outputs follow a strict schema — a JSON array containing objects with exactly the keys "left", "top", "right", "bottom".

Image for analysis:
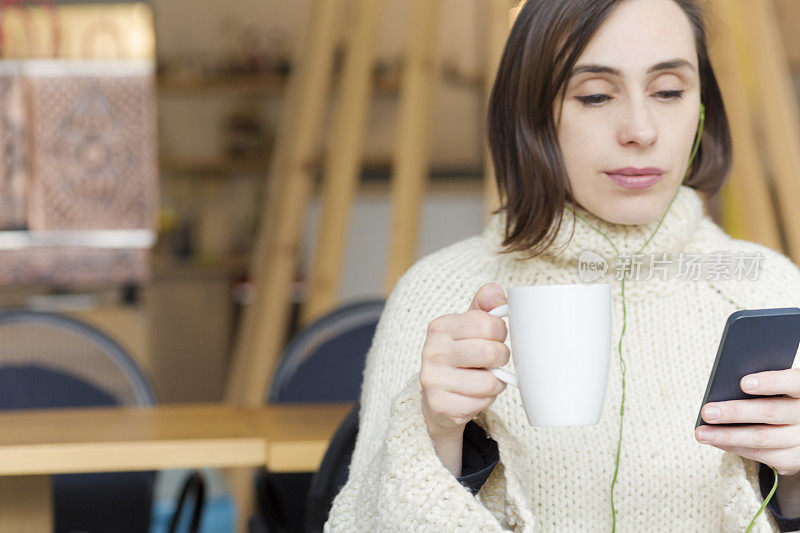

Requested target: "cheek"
[
  {"left": 559, "top": 135, "right": 597, "bottom": 189},
  {"left": 559, "top": 116, "right": 608, "bottom": 166},
  {"left": 668, "top": 115, "right": 700, "bottom": 162},
  {"left": 685, "top": 115, "right": 701, "bottom": 147}
]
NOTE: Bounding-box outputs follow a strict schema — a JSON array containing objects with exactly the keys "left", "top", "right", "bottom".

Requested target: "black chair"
[
  {"left": 250, "top": 299, "right": 384, "bottom": 533},
  {"left": 304, "top": 400, "right": 360, "bottom": 532},
  {"left": 267, "top": 299, "right": 385, "bottom": 404},
  {"left": 0, "top": 309, "right": 203, "bottom": 533}
]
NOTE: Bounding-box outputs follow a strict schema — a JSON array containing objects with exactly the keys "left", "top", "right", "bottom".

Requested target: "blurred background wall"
[
  {"left": 3, "top": 0, "right": 800, "bottom": 406},
  {"left": 155, "top": 0, "right": 491, "bottom": 308}
]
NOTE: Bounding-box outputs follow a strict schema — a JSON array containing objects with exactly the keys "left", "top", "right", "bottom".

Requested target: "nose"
[{"left": 618, "top": 100, "right": 657, "bottom": 147}]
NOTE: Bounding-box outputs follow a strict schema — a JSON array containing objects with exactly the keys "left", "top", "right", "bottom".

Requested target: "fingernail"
[
  {"left": 697, "top": 429, "right": 709, "bottom": 443},
  {"left": 742, "top": 376, "right": 758, "bottom": 390},
  {"left": 704, "top": 406, "right": 720, "bottom": 421}
]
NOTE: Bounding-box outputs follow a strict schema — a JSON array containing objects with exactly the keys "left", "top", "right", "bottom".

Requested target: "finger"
[
  {"left": 695, "top": 423, "right": 800, "bottom": 449},
  {"left": 422, "top": 390, "right": 494, "bottom": 428},
  {"left": 428, "top": 311, "right": 507, "bottom": 342},
  {"left": 711, "top": 444, "right": 796, "bottom": 474},
  {"left": 712, "top": 445, "right": 800, "bottom": 477},
  {"left": 712, "top": 445, "right": 769, "bottom": 463},
  {"left": 701, "top": 397, "right": 800, "bottom": 425},
  {"left": 443, "top": 367, "right": 507, "bottom": 398},
  {"left": 452, "top": 338, "right": 510, "bottom": 369},
  {"left": 443, "top": 391, "right": 496, "bottom": 415},
  {"left": 741, "top": 369, "right": 800, "bottom": 398},
  {"left": 469, "top": 283, "right": 507, "bottom": 313}
]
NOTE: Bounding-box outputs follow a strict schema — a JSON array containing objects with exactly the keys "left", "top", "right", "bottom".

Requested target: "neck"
[
  {"left": 484, "top": 185, "right": 708, "bottom": 279},
  {"left": 565, "top": 185, "right": 684, "bottom": 258}
]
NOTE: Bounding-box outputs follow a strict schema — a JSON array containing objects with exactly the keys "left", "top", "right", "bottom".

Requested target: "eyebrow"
[{"left": 570, "top": 58, "right": 695, "bottom": 78}]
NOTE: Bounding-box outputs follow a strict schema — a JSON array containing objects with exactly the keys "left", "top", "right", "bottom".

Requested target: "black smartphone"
[{"left": 695, "top": 307, "right": 800, "bottom": 429}]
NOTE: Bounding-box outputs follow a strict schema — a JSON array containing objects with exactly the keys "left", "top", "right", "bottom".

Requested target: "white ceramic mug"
[{"left": 488, "top": 283, "right": 612, "bottom": 426}]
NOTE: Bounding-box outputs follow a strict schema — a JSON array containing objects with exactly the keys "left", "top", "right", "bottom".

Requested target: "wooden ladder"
[
  {"left": 703, "top": 0, "right": 800, "bottom": 261},
  {"left": 221, "top": 1, "right": 450, "bottom": 527},
  {"left": 224, "top": 0, "right": 470, "bottom": 407}
]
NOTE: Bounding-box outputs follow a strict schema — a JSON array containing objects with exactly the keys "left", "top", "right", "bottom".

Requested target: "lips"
[
  {"left": 605, "top": 167, "right": 664, "bottom": 190},
  {"left": 605, "top": 167, "right": 664, "bottom": 176}
]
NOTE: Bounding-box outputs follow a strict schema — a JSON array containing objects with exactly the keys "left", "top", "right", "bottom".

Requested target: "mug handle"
[{"left": 488, "top": 304, "right": 518, "bottom": 388}]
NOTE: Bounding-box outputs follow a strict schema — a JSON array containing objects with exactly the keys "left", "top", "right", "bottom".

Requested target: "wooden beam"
[
  {"left": 707, "top": 0, "right": 781, "bottom": 250},
  {"left": 224, "top": 1, "right": 309, "bottom": 406},
  {"left": 774, "top": 0, "right": 800, "bottom": 71},
  {"left": 738, "top": 0, "right": 800, "bottom": 263},
  {"left": 385, "top": 0, "right": 443, "bottom": 293},
  {"left": 221, "top": 4, "right": 342, "bottom": 528},
  {"left": 482, "top": 0, "right": 514, "bottom": 223},
  {"left": 225, "top": 0, "right": 342, "bottom": 405},
  {"left": 301, "top": 0, "right": 384, "bottom": 325}
]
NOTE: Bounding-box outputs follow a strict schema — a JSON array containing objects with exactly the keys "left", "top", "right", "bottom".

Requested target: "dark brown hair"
[{"left": 486, "top": 0, "right": 732, "bottom": 259}]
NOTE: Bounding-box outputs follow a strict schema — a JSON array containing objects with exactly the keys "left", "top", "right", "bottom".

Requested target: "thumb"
[{"left": 469, "top": 283, "right": 507, "bottom": 312}]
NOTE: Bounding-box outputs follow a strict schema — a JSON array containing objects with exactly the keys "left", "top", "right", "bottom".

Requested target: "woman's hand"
[
  {"left": 695, "top": 369, "right": 800, "bottom": 476},
  {"left": 420, "top": 283, "right": 510, "bottom": 440}
]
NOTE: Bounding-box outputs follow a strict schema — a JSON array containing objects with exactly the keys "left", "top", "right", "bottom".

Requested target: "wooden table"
[{"left": 0, "top": 402, "right": 352, "bottom": 532}]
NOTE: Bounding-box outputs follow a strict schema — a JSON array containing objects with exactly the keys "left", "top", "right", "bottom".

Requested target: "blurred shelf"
[
  {"left": 156, "top": 67, "right": 482, "bottom": 97},
  {"left": 159, "top": 155, "right": 271, "bottom": 175},
  {"left": 157, "top": 71, "right": 402, "bottom": 97},
  {"left": 159, "top": 156, "right": 483, "bottom": 181},
  {"left": 159, "top": 152, "right": 484, "bottom": 182},
  {"left": 359, "top": 159, "right": 483, "bottom": 180},
  {"left": 152, "top": 253, "right": 250, "bottom": 276},
  {"left": 359, "top": 175, "right": 484, "bottom": 195},
  {"left": 158, "top": 72, "right": 289, "bottom": 96}
]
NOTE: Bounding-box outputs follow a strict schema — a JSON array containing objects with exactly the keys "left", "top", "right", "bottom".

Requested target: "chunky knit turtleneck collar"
[{"left": 483, "top": 185, "right": 707, "bottom": 270}]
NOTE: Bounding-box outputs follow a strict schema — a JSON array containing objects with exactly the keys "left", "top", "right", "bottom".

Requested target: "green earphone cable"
[
  {"left": 564, "top": 104, "right": 778, "bottom": 532},
  {"left": 751, "top": 474, "right": 779, "bottom": 532}
]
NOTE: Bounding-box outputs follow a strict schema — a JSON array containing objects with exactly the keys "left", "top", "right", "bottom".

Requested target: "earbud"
[
  {"left": 699, "top": 102, "right": 705, "bottom": 130},
  {"left": 686, "top": 103, "right": 705, "bottom": 172}
]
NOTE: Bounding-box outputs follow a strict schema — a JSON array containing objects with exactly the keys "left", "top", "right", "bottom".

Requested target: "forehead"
[{"left": 574, "top": 0, "right": 697, "bottom": 76}]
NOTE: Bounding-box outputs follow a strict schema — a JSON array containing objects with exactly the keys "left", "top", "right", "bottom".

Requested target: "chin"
[
  {"left": 573, "top": 177, "right": 681, "bottom": 225},
  {"left": 611, "top": 213, "right": 659, "bottom": 225},
  {"left": 598, "top": 210, "right": 654, "bottom": 226},
  {"left": 586, "top": 191, "right": 669, "bottom": 226}
]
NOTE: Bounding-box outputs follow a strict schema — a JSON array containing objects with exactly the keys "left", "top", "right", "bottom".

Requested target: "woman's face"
[{"left": 554, "top": 0, "right": 702, "bottom": 225}]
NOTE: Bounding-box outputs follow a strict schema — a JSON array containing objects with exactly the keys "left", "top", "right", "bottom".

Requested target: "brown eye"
[
  {"left": 655, "top": 90, "right": 684, "bottom": 101},
  {"left": 576, "top": 94, "right": 610, "bottom": 106}
]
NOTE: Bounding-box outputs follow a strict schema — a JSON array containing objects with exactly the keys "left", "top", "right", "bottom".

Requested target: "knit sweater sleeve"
[{"left": 324, "top": 243, "right": 513, "bottom": 532}]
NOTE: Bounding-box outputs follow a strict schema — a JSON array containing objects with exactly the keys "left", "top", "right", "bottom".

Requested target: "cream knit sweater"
[{"left": 325, "top": 185, "right": 800, "bottom": 532}]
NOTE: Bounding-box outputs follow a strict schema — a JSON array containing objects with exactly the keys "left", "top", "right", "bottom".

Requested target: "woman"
[{"left": 325, "top": 0, "right": 800, "bottom": 531}]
